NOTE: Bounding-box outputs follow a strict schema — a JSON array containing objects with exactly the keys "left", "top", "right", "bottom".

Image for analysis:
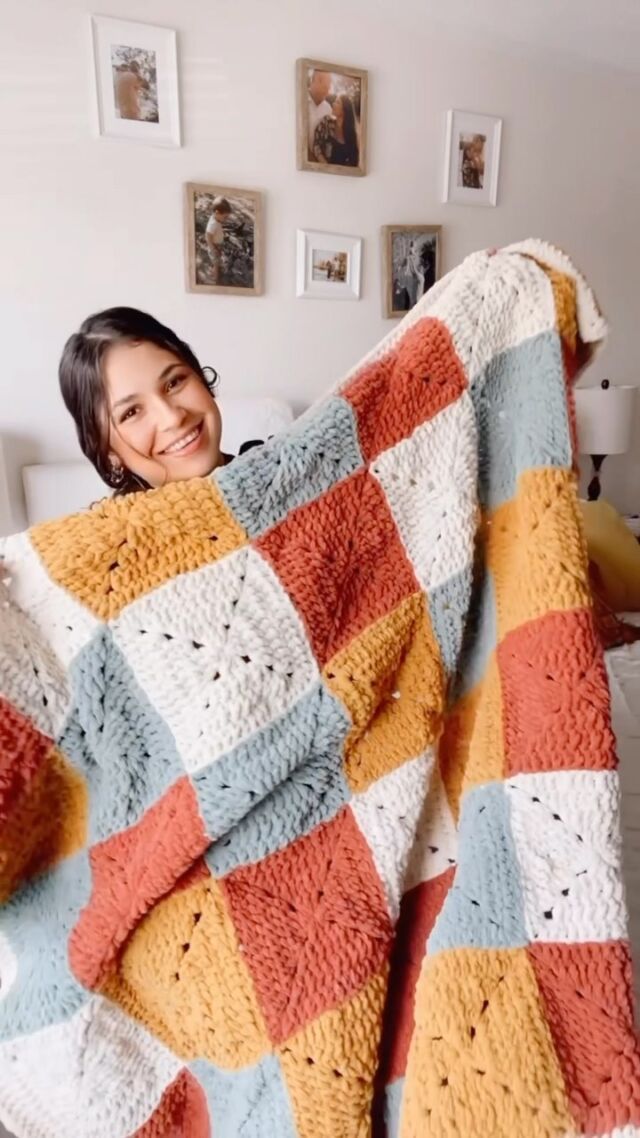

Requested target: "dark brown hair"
[{"left": 58, "top": 307, "right": 217, "bottom": 496}]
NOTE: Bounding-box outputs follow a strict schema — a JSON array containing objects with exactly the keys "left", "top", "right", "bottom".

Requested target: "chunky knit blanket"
[{"left": 1, "top": 240, "right": 639, "bottom": 1138}]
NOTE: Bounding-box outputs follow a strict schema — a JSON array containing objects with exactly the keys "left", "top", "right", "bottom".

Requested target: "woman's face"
[
  {"left": 333, "top": 97, "right": 345, "bottom": 128},
  {"left": 104, "top": 339, "right": 222, "bottom": 488}
]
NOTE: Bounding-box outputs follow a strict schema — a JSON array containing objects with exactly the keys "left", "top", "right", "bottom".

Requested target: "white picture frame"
[
  {"left": 296, "top": 229, "right": 362, "bottom": 300},
  {"left": 443, "top": 109, "right": 502, "bottom": 207},
  {"left": 89, "top": 15, "right": 181, "bottom": 147}
]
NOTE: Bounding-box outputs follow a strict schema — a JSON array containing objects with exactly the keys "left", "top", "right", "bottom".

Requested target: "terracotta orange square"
[
  {"left": 0, "top": 744, "right": 87, "bottom": 903},
  {"left": 102, "top": 864, "right": 270, "bottom": 1070},
  {"left": 498, "top": 608, "right": 616, "bottom": 775},
  {"left": 378, "top": 869, "right": 455, "bottom": 1084},
  {"left": 279, "top": 971, "right": 386, "bottom": 1138},
  {"left": 132, "top": 1070, "right": 210, "bottom": 1138},
  {"left": 0, "top": 695, "right": 52, "bottom": 827},
  {"left": 486, "top": 467, "right": 590, "bottom": 640},
  {"left": 528, "top": 941, "right": 640, "bottom": 1135},
  {"left": 343, "top": 318, "right": 467, "bottom": 462},
  {"left": 31, "top": 478, "right": 247, "bottom": 621},
  {"left": 257, "top": 471, "right": 419, "bottom": 667},
  {"left": 221, "top": 807, "right": 393, "bottom": 1044},
  {"left": 70, "top": 775, "right": 208, "bottom": 989},
  {"left": 324, "top": 593, "right": 445, "bottom": 792}
]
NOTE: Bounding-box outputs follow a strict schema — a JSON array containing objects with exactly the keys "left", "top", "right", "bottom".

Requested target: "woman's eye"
[
  {"left": 120, "top": 406, "right": 139, "bottom": 423},
  {"left": 167, "top": 374, "right": 187, "bottom": 392}
]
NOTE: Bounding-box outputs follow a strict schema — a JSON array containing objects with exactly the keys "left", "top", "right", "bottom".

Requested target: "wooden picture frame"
[
  {"left": 184, "top": 182, "right": 264, "bottom": 296},
  {"left": 296, "top": 57, "right": 368, "bottom": 177},
  {"left": 381, "top": 224, "right": 442, "bottom": 318}
]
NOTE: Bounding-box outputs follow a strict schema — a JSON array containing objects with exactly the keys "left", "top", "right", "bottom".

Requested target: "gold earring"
[{"left": 109, "top": 461, "right": 125, "bottom": 488}]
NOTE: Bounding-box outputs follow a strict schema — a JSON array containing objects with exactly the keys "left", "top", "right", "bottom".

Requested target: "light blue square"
[
  {"left": 190, "top": 1055, "right": 297, "bottom": 1138},
  {"left": 194, "top": 682, "right": 351, "bottom": 874},
  {"left": 427, "top": 566, "right": 473, "bottom": 677},
  {"left": 384, "top": 1077, "right": 405, "bottom": 1138},
  {"left": 471, "top": 330, "right": 572, "bottom": 509},
  {"left": 216, "top": 396, "right": 364, "bottom": 538},
  {"left": 453, "top": 569, "right": 498, "bottom": 700},
  {"left": 429, "top": 782, "right": 526, "bottom": 954},
  {"left": 0, "top": 851, "right": 91, "bottom": 1040},
  {"left": 59, "top": 629, "right": 184, "bottom": 843}
]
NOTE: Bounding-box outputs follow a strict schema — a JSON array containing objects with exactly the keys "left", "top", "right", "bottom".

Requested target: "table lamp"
[{"left": 574, "top": 380, "right": 636, "bottom": 501}]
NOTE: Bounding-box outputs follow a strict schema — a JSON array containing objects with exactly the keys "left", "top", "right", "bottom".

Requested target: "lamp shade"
[{"left": 574, "top": 383, "right": 636, "bottom": 456}]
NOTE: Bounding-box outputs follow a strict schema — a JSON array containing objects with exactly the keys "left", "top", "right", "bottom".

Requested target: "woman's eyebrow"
[{"left": 111, "top": 363, "right": 183, "bottom": 412}]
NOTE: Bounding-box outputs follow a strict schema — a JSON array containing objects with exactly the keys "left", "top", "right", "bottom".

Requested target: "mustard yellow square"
[
  {"left": 486, "top": 468, "right": 590, "bottom": 641},
  {"left": 548, "top": 268, "right": 577, "bottom": 352},
  {"left": 101, "top": 870, "right": 270, "bottom": 1069},
  {"left": 402, "top": 948, "right": 572, "bottom": 1138},
  {"left": 31, "top": 479, "right": 247, "bottom": 621},
  {"left": 439, "top": 655, "right": 504, "bottom": 819},
  {"left": 278, "top": 969, "right": 387, "bottom": 1138},
  {"left": 324, "top": 594, "right": 445, "bottom": 793}
]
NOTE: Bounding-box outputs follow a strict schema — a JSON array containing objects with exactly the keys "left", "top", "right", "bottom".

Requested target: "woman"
[
  {"left": 59, "top": 307, "right": 258, "bottom": 497},
  {"left": 312, "top": 93, "right": 359, "bottom": 168}
]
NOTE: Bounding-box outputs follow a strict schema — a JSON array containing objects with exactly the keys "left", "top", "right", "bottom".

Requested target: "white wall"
[{"left": 1, "top": 0, "right": 639, "bottom": 529}]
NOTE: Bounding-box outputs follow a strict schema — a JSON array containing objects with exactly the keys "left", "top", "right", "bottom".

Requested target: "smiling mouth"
[{"left": 161, "top": 422, "right": 204, "bottom": 456}]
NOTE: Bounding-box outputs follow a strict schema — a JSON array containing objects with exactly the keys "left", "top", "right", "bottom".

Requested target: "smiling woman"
[{"left": 59, "top": 308, "right": 231, "bottom": 496}]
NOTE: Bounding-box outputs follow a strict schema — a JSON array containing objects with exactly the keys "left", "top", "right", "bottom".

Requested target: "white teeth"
[{"left": 164, "top": 426, "right": 200, "bottom": 454}]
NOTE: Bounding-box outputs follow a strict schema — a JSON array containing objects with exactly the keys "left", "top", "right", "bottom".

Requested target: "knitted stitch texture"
[{"left": 1, "top": 240, "right": 639, "bottom": 1138}]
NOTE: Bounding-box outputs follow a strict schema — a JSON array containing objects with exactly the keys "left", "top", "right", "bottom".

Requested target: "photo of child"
[
  {"left": 185, "top": 183, "right": 263, "bottom": 296},
  {"left": 111, "top": 44, "right": 159, "bottom": 123}
]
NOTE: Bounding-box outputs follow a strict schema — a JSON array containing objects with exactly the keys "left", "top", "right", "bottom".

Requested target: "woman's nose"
[{"left": 154, "top": 397, "right": 185, "bottom": 431}]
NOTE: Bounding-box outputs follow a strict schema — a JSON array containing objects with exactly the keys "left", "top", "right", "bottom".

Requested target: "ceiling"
[{"left": 373, "top": 0, "right": 640, "bottom": 75}]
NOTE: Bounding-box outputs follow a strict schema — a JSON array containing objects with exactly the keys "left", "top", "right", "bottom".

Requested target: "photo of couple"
[{"left": 298, "top": 60, "right": 367, "bottom": 177}]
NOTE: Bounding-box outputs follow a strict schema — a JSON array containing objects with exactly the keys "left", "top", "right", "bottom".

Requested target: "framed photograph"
[
  {"left": 89, "top": 16, "right": 181, "bottom": 147},
  {"left": 296, "top": 229, "right": 362, "bottom": 300},
  {"left": 296, "top": 58, "right": 368, "bottom": 177},
  {"left": 184, "top": 183, "right": 263, "bottom": 296},
  {"left": 382, "top": 225, "right": 441, "bottom": 318},
  {"left": 443, "top": 109, "right": 502, "bottom": 206}
]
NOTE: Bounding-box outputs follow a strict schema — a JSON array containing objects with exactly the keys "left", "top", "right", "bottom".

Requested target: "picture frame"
[
  {"left": 296, "top": 58, "right": 368, "bottom": 177},
  {"left": 89, "top": 15, "right": 181, "bottom": 147},
  {"left": 184, "top": 182, "right": 264, "bottom": 297},
  {"left": 443, "top": 109, "right": 502, "bottom": 207},
  {"left": 381, "top": 225, "right": 441, "bottom": 318},
  {"left": 296, "top": 229, "right": 362, "bottom": 300}
]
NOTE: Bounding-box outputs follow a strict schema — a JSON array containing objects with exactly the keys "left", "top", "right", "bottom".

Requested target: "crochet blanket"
[{"left": 1, "top": 240, "right": 639, "bottom": 1138}]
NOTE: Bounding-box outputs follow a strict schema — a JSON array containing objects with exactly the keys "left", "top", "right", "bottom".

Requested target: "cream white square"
[
  {"left": 506, "top": 770, "right": 627, "bottom": 944},
  {"left": 338, "top": 249, "right": 493, "bottom": 392},
  {"left": 403, "top": 765, "right": 458, "bottom": 891},
  {"left": 0, "top": 996, "right": 181, "bottom": 1138},
  {"left": 2, "top": 532, "right": 98, "bottom": 666},
  {"left": 1, "top": 532, "right": 99, "bottom": 738},
  {"left": 372, "top": 394, "right": 477, "bottom": 593},
  {"left": 469, "top": 251, "right": 557, "bottom": 381},
  {"left": 112, "top": 546, "right": 319, "bottom": 773},
  {"left": 350, "top": 750, "right": 434, "bottom": 921}
]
